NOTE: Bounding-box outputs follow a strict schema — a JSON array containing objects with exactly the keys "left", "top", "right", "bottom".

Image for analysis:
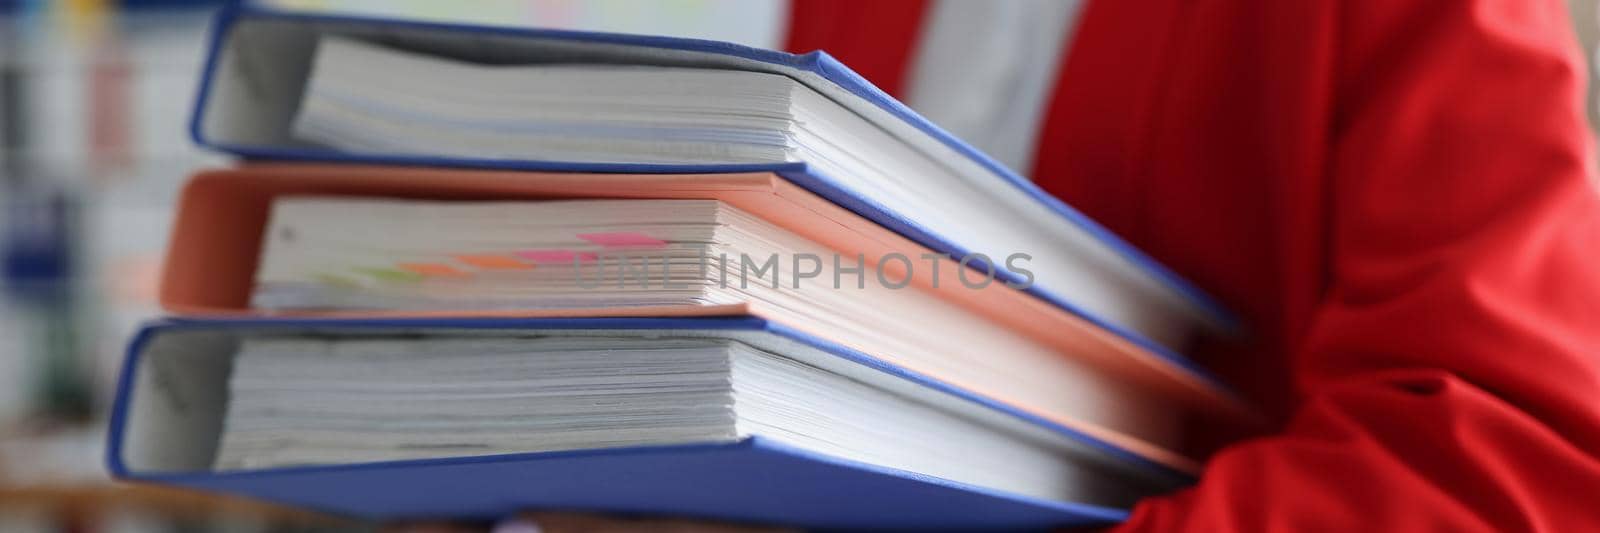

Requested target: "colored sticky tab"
[
  {"left": 514, "top": 249, "right": 600, "bottom": 263},
  {"left": 454, "top": 254, "right": 533, "bottom": 270},
  {"left": 314, "top": 273, "right": 362, "bottom": 287},
  {"left": 397, "top": 263, "right": 469, "bottom": 277},
  {"left": 355, "top": 267, "right": 423, "bottom": 284},
  {"left": 578, "top": 232, "right": 668, "bottom": 248}
]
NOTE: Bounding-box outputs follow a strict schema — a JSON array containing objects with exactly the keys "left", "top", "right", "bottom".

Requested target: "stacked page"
[
  {"left": 250, "top": 197, "right": 1188, "bottom": 456},
  {"left": 267, "top": 35, "right": 1224, "bottom": 351},
  {"left": 215, "top": 334, "right": 1162, "bottom": 506}
]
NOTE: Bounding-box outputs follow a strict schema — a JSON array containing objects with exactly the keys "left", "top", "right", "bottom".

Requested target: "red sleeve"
[
  {"left": 780, "top": 0, "right": 930, "bottom": 98},
  {"left": 1113, "top": 0, "right": 1600, "bottom": 530}
]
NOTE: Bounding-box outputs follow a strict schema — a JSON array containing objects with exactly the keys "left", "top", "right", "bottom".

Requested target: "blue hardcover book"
[
  {"left": 187, "top": 2, "right": 1240, "bottom": 373},
  {"left": 108, "top": 316, "right": 1193, "bottom": 530}
]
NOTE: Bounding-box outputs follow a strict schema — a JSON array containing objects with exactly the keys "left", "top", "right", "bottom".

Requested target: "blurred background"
[{"left": 0, "top": 0, "right": 1594, "bottom": 530}]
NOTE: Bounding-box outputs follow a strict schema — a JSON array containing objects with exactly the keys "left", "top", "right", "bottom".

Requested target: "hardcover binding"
[{"left": 107, "top": 317, "right": 1192, "bottom": 528}]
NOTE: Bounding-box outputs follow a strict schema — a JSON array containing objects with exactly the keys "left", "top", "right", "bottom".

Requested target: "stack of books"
[{"left": 108, "top": 5, "right": 1256, "bottom": 531}]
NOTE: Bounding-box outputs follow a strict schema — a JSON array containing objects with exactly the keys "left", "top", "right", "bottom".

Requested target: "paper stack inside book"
[
  {"left": 288, "top": 36, "right": 1220, "bottom": 351},
  {"left": 215, "top": 335, "right": 1153, "bottom": 505}
]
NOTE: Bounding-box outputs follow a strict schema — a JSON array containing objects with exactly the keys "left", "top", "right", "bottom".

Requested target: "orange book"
[{"left": 161, "top": 163, "right": 1258, "bottom": 471}]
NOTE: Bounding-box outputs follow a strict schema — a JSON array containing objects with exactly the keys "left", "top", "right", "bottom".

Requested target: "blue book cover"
[{"left": 108, "top": 316, "right": 1193, "bottom": 530}]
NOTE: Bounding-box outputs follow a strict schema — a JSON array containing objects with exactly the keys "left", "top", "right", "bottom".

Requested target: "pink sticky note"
[
  {"left": 514, "top": 249, "right": 600, "bottom": 263},
  {"left": 578, "top": 232, "right": 668, "bottom": 248}
]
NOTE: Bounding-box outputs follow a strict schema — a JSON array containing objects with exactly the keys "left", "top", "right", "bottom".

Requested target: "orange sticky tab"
[
  {"left": 398, "top": 262, "right": 468, "bottom": 277},
  {"left": 454, "top": 254, "right": 533, "bottom": 270}
]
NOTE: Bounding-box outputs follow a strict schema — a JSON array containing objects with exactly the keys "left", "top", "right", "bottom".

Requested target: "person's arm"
[
  {"left": 1114, "top": 0, "right": 1600, "bottom": 530},
  {"left": 408, "top": 1, "right": 1600, "bottom": 531}
]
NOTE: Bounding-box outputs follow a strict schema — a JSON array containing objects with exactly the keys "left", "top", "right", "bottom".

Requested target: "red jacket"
[{"left": 789, "top": 0, "right": 1600, "bottom": 530}]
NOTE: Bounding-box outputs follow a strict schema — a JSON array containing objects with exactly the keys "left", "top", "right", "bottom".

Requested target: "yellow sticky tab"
[
  {"left": 355, "top": 267, "right": 424, "bottom": 283},
  {"left": 314, "top": 273, "right": 362, "bottom": 287}
]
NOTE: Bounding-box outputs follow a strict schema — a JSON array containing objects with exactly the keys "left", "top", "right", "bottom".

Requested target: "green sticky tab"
[
  {"left": 355, "top": 267, "right": 423, "bottom": 284},
  {"left": 313, "top": 273, "right": 363, "bottom": 288}
]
